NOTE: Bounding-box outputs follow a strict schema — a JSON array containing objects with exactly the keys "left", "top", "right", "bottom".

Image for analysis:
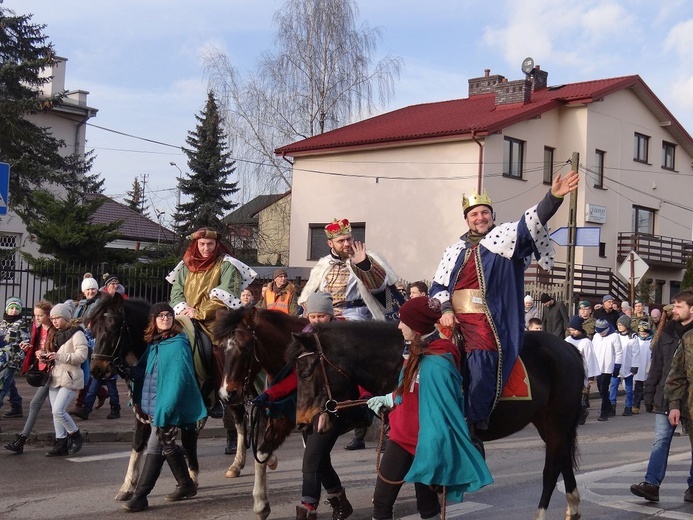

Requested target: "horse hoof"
[
  {"left": 115, "top": 491, "right": 133, "bottom": 501},
  {"left": 225, "top": 466, "right": 241, "bottom": 478},
  {"left": 255, "top": 503, "right": 271, "bottom": 520},
  {"left": 267, "top": 454, "right": 278, "bottom": 470}
]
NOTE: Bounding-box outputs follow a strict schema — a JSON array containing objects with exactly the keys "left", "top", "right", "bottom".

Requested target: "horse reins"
[{"left": 91, "top": 311, "right": 130, "bottom": 363}]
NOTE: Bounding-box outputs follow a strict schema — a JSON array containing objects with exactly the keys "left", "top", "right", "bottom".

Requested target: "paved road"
[{"left": 4, "top": 404, "right": 693, "bottom": 519}]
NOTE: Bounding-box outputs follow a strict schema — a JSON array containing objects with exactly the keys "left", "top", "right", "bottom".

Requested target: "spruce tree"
[
  {"left": 123, "top": 177, "right": 149, "bottom": 216},
  {"left": 682, "top": 257, "right": 693, "bottom": 291},
  {"left": 173, "top": 90, "right": 238, "bottom": 237},
  {"left": 0, "top": 7, "right": 98, "bottom": 215}
]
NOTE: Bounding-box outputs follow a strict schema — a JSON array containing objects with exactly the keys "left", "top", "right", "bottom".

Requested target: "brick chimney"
[
  {"left": 530, "top": 65, "right": 548, "bottom": 91},
  {"left": 468, "top": 69, "right": 506, "bottom": 96},
  {"left": 494, "top": 77, "right": 532, "bottom": 106}
]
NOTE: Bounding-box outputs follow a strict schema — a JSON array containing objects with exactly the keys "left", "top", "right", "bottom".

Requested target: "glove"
[
  {"left": 367, "top": 393, "right": 394, "bottom": 415},
  {"left": 252, "top": 392, "right": 270, "bottom": 408},
  {"left": 612, "top": 364, "right": 621, "bottom": 378},
  {"left": 631, "top": 367, "right": 638, "bottom": 375}
]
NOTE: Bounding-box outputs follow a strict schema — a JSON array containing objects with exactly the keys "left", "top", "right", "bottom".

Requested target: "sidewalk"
[{"left": 0, "top": 376, "right": 227, "bottom": 445}]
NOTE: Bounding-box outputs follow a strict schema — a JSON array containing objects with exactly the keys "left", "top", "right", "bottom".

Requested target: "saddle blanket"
[{"left": 499, "top": 357, "right": 531, "bottom": 401}]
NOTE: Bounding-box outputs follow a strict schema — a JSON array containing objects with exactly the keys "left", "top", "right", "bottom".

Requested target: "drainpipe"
[{"left": 471, "top": 131, "right": 483, "bottom": 193}]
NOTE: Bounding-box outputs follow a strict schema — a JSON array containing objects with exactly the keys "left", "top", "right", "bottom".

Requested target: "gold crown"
[
  {"left": 324, "top": 218, "right": 352, "bottom": 239},
  {"left": 462, "top": 188, "right": 493, "bottom": 214}
]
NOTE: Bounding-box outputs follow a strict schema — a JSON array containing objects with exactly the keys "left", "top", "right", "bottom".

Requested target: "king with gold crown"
[{"left": 429, "top": 171, "right": 580, "bottom": 440}]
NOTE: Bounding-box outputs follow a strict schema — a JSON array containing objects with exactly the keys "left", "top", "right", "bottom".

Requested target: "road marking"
[{"left": 68, "top": 451, "right": 132, "bottom": 463}]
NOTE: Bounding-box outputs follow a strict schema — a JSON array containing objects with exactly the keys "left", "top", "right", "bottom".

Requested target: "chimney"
[
  {"left": 494, "top": 78, "right": 532, "bottom": 106},
  {"left": 468, "top": 69, "right": 506, "bottom": 97},
  {"left": 530, "top": 65, "right": 548, "bottom": 92}
]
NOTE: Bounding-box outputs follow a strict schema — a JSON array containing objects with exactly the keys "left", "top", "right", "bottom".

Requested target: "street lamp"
[{"left": 169, "top": 162, "right": 182, "bottom": 207}]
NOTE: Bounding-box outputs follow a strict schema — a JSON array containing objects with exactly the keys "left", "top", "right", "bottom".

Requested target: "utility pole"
[
  {"left": 563, "top": 152, "right": 579, "bottom": 311},
  {"left": 140, "top": 173, "right": 148, "bottom": 214},
  {"left": 169, "top": 162, "right": 182, "bottom": 208}
]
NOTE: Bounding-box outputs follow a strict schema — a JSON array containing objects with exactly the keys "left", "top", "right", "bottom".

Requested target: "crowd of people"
[{"left": 4, "top": 166, "right": 693, "bottom": 517}]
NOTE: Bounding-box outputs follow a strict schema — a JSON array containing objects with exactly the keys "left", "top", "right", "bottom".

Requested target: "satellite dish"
[{"left": 521, "top": 57, "right": 535, "bottom": 75}]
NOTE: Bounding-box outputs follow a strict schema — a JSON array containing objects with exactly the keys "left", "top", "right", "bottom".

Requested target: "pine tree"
[
  {"left": 123, "top": 177, "right": 149, "bottom": 216},
  {"left": 173, "top": 90, "right": 238, "bottom": 237},
  {"left": 0, "top": 8, "right": 99, "bottom": 214},
  {"left": 682, "top": 257, "right": 693, "bottom": 291},
  {"left": 22, "top": 191, "right": 136, "bottom": 264}
]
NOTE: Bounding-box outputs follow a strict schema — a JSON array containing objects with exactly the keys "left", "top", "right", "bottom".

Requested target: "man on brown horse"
[{"left": 167, "top": 227, "right": 257, "bottom": 455}]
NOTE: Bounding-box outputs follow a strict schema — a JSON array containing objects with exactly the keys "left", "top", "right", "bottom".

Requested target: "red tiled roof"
[
  {"left": 88, "top": 196, "right": 177, "bottom": 243},
  {"left": 275, "top": 75, "right": 693, "bottom": 156}
]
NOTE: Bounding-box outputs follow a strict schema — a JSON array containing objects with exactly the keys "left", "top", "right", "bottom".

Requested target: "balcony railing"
[{"left": 617, "top": 232, "right": 693, "bottom": 268}]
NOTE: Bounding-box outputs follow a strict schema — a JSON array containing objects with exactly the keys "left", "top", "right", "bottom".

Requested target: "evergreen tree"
[
  {"left": 173, "top": 90, "right": 238, "bottom": 236},
  {"left": 21, "top": 191, "right": 136, "bottom": 265},
  {"left": 682, "top": 257, "right": 693, "bottom": 291},
  {"left": 0, "top": 8, "right": 99, "bottom": 215},
  {"left": 123, "top": 177, "right": 149, "bottom": 216}
]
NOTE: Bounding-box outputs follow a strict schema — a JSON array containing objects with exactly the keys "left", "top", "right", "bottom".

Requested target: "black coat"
[{"left": 644, "top": 321, "right": 681, "bottom": 414}]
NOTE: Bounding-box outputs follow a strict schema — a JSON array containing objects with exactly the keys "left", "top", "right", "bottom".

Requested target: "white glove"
[{"left": 367, "top": 393, "right": 395, "bottom": 414}]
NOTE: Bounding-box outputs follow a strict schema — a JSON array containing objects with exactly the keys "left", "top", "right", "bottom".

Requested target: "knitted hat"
[
  {"left": 594, "top": 318, "right": 610, "bottom": 333},
  {"left": 273, "top": 268, "right": 288, "bottom": 279},
  {"left": 399, "top": 296, "right": 442, "bottom": 335},
  {"left": 305, "top": 292, "right": 334, "bottom": 316},
  {"left": 602, "top": 294, "right": 615, "bottom": 303},
  {"left": 578, "top": 301, "right": 591, "bottom": 309},
  {"left": 5, "top": 297, "right": 23, "bottom": 313},
  {"left": 149, "top": 302, "right": 175, "bottom": 318},
  {"left": 568, "top": 315, "right": 584, "bottom": 332},
  {"left": 617, "top": 314, "right": 631, "bottom": 329},
  {"left": 50, "top": 302, "right": 74, "bottom": 321},
  {"left": 540, "top": 293, "right": 552, "bottom": 304},
  {"left": 524, "top": 295, "right": 533, "bottom": 304},
  {"left": 103, "top": 274, "right": 119, "bottom": 286},
  {"left": 621, "top": 302, "right": 631, "bottom": 311},
  {"left": 81, "top": 275, "right": 99, "bottom": 292}
]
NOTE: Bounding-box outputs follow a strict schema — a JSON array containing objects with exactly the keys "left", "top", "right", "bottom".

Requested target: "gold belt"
[{"left": 451, "top": 289, "right": 485, "bottom": 314}]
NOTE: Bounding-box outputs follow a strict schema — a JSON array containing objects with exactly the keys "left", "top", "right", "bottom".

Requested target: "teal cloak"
[{"left": 404, "top": 353, "right": 493, "bottom": 502}]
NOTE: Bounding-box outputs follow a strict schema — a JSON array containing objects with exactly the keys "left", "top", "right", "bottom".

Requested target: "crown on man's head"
[
  {"left": 462, "top": 188, "right": 493, "bottom": 216},
  {"left": 324, "top": 218, "right": 352, "bottom": 239}
]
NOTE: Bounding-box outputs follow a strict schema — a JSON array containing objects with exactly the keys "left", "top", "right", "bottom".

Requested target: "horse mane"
[
  {"left": 214, "top": 307, "right": 307, "bottom": 344},
  {"left": 213, "top": 307, "right": 249, "bottom": 342}
]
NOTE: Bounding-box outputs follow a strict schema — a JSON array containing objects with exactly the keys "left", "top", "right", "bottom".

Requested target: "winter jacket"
[
  {"left": 644, "top": 320, "right": 687, "bottom": 414},
  {"left": 541, "top": 301, "right": 569, "bottom": 338},
  {"left": 664, "top": 329, "right": 693, "bottom": 417},
  {"left": 49, "top": 327, "right": 89, "bottom": 391}
]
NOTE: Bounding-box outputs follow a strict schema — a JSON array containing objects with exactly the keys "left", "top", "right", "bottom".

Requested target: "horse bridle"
[
  {"left": 91, "top": 311, "right": 131, "bottom": 367},
  {"left": 298, "top": 333, "right": 356, "bottom": 417}
]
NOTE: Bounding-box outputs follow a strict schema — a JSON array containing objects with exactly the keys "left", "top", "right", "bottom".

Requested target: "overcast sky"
[{"left": 8, "top": 0, "right": 693, "bottom": 223}]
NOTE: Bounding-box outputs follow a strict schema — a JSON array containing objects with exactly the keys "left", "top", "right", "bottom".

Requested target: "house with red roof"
[{"left": 276, "top": 66, "right": 693, "bottom": 305}]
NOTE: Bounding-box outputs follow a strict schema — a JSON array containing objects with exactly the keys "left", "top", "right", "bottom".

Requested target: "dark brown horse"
[
  {"left": 88, "top": 293, "right": 207, "bottom": 502},
  {"left": 286, "top": 323, "right": 585, "bottom": 520},
  {"left": 214, "top": 306, "right": 308, "bottom": 520}
]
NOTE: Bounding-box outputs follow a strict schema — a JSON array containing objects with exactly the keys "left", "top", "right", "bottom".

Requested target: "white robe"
[
  {"left": 592, "top": 332, "right": 622, "bottom": 374},
  {"left": 565, "top": 335, "right": 600, "bottom": 384}
]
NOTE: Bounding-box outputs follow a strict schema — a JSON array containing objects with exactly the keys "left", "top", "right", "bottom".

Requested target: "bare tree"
[{"left": 203, "top": 0, "right": 402, "bottom": 199}]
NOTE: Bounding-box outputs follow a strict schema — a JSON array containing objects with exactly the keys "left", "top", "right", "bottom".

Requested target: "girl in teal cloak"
[
  {"left": 123, "top": 302, "right": 207, "bottom": 513},
  {"left": 367, "top": 296, "right": 492, "bottom": 519}
]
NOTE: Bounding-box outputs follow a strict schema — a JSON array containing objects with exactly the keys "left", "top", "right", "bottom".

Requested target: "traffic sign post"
[
  {"left": 618, "top": 250, "right": 649, "bottom": 304},
  {"left": 0, "top": 162, "right": 9, "bottom": 216}
]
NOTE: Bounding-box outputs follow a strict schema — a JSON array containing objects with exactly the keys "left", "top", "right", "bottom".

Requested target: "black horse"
[
  {"left": 87, "top": 293, "right": 204, "bottom": 502},
  {"left": 287, "top": 323, "right": 585, "bottom": 520}
]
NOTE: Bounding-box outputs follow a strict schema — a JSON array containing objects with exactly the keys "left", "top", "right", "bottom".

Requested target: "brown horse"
[
  {"left": 214, "top": 306, "right": 308, "bottom": 520},
  {"left": 286, "top": 323, "right": 585, "bottom": 520}
]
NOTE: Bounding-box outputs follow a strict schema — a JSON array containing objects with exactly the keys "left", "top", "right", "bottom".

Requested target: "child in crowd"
[
  {"left": 0, "top": 298, "right": 30, "bottom": 425},
  {"left": 632, "top": 320, "right": 653, "bottom": 414},
  {"left": 527, "top": 318, "right": 543, "bottom": 331},
  {"left": 565, "top": 315, "right": 599, "bottom": 424},
  {"left": 611, "top": 315, "right": 636, "bottom": 416}
]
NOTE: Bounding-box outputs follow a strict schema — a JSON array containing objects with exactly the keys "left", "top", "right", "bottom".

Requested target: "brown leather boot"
[{"left": 326, "top": 488, "right": 353, "bottom": 520}]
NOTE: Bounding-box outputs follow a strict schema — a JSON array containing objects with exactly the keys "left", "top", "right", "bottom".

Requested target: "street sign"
[
  {"left": 618, "top": 250, "right": 649, "bottom": 286},
  {"left": 549, "top": 226, "right": 601, "bottom": 247},
  {"left": 0, "top": 162, "right": 8, "bottom": 216}
]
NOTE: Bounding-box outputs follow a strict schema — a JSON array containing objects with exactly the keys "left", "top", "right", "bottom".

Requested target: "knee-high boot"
[
  {"left": 123, "top": 454, "right": 165, "bottom": 512},
  {"left": 163, "top": 445, "right": 197, "bottom": 501}
]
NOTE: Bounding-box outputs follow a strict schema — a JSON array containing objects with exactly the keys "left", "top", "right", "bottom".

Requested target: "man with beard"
[
  {"left": 630, "top": 290, "right": 693, "bottom": 503},
  {"left": 299, "top": 218, "right": 399, "bottom": 450},
  {"left": 258, "top": 268, "right": 299, "bottom": 315},
  {"left": 429, "top": 170, "right": 578, "bottom": 437}
]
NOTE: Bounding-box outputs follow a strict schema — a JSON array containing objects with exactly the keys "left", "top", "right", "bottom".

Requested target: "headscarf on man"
[{"left": 182, "top": 227, "right": 232, "bottom": 273}]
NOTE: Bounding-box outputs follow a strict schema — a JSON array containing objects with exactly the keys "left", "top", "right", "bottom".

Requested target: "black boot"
[
  {"left": 107, "top": 406, "right": 121, "bottom": 419},
  {"left": 163, "top": 445, "right": 197, "bottom": 501},
  {"left": 622, "top": 406, "right": 633, "bottom": 416},
  {"left": 46, "top": 437, "right": 69, "bottom": 457},
  {"left": 68, "top": 430, "right": 84, "bottom": 454},
  {"left": 3, "top": 406, "right": 23, "bottom": 418},
  {"left": 326, "top": 488, "right": 354, "bottom": 520},
  {"left": 123, "top": 454, "right": 165, "bottom": 512},
  {"left": 225, "top": 429, "right": 237, "bottom": 455},
  {"left": 72, "top": 407, "right": 90, "bottom": 420},
  {"left": 4, "top": 434, "right": 28, "bottom": 454}
]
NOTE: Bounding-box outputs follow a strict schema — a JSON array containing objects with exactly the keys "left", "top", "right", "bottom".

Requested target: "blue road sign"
[
  {"left": 0, "top": 162, "right": 9, "bottom": 216},
  {"left": 550, "top": 226, "right": 601, "bottom": 247}
]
